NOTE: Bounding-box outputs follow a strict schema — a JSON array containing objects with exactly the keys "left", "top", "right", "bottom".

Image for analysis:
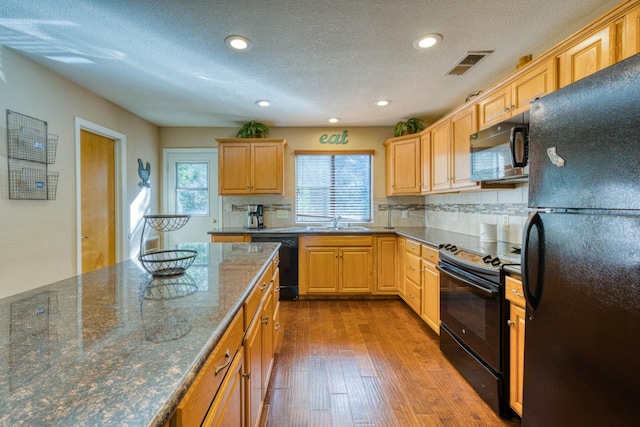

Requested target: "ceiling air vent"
[{"left": 446, "top": 51, "right": 493, "bottom": 76}]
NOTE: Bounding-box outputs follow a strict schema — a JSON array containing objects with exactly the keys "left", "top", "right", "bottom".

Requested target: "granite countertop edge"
[{"left": 150, "top": 246, "right": 278, "bottom": 427}]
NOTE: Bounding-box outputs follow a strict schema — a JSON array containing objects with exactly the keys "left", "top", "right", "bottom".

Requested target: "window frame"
[{"left": 294, "top": 150, "right": 374, "bottom": 224}]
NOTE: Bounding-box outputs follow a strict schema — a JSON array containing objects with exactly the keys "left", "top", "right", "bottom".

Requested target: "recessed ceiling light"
[
  {"left": 375, "top": 99, "right": 391, "bottom": 107},
  {"left": 413, "top": 33, "right": 442, "bottom": 50},
  {"left": 255, "top": 100, "right": 271, "bottom": 107},
  {"left": 225, "top": 35, "right": 252, "bottom": 51},
  {"left": 327, "top": 117, "right": 340, "bottom": 123}
]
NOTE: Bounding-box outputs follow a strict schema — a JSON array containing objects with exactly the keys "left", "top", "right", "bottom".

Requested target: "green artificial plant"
[
  {"left": 236, "top": 120, "right": 270, "bottom": 138},
  {"left": 393, "top": 117, "right": 425, "bottom": 137}
]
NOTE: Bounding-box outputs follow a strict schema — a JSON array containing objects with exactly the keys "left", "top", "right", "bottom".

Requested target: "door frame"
[
  {"left": 74, "top": 117, "right": 127, "bottom": 275},
  {"left": 162, "top": 148, "right": 222, "bottom": 229}
]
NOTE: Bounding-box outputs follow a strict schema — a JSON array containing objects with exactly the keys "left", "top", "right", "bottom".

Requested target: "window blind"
[{"left": 295, "top": 153, "right": 372, "bottom": 223}]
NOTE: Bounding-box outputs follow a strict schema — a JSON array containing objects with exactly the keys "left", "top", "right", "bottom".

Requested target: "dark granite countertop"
[{"left": 0, "top": 242, "right": 279, "bottom": 427}]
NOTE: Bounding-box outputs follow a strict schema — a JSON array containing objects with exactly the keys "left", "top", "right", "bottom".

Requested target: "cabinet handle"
[
  {"left": 242, "top": 371, "right": 251, "bottom": 379},
  {"left": 262, "top": 316, "right": 269, "bottom": 325},
  {"left": 275, "top": 322, "right": 281, "bottom": 330},
  {"left": 507, "top": 320, "right": 514, "bottom": 327},
  {"left": 215, "top": 350, "right": 232, "bottom": 375},
  {"left": 504, "top": 106, "right": 511, "bottom": 113},
  {"left": 259, "top": 283, "right": 268, "bottom": 291},
  {"left": 275, "top": 259, "right": 280, "bottom": 266},
  {"left": 275, "top": 287, "right": 280, "bottom": 292},
  {"left": 511, "top": 288, "right": 524, "bottom": 298}
]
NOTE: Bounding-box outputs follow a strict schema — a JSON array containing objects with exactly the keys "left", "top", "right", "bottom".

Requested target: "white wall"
[{"left": 0, "top": 48, "right": 159, "bottom": 298}]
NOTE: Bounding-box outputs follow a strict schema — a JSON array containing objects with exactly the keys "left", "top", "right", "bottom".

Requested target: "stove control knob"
[
  {"left": 444, "top": 244, "right": 452, "bottom": 250},
  {"left": 450, "top": 245, "right": 457, "bottom": 252},
  {"left": 491, "top": 257, "right": 501, "bottom": 267},
  {"left": 482, "top": 255, "right": 493, "bottom": 264}
]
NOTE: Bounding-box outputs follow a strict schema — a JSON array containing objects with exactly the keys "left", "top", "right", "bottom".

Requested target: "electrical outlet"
[
  {"left": 226, "top": 203, "right": 232, "bottom": 212},
  {"left": 276, "top": 210, "right": 288, "bottom": 219},
  {"left": 502, "top": 214, "right": 509, "bottom": 227},
  {"left": 401, "top": 210, "right": 408, "bottom": 219}
]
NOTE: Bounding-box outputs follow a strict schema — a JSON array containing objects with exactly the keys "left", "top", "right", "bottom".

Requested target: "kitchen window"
[
  {"left": 295, "top": 151, "right": 373, "bottom": 223},
  {"left": 175, "top": 161, "right": 209, "bottom": 215}
]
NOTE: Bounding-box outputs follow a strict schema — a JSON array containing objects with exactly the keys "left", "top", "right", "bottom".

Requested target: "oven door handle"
[{"left": 437, "top": 265, "right": 498, "bottom": 297}]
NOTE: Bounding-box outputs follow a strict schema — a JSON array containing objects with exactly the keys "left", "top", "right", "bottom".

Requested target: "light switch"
[{"left": 276, "top": 210, "right": 288, "bottom": 219}]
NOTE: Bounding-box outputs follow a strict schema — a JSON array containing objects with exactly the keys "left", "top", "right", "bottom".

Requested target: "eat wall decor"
[{"left": 319, "top": 130, "right": 348, "bottom": 145}]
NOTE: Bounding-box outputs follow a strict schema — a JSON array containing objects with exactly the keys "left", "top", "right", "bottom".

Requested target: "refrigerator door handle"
[{"left": 522, "top": 211, "right": 544, "bottom": 311}]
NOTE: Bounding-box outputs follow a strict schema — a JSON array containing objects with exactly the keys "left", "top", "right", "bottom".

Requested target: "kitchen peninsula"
[{"left": 0, "top": 242, "right": 279, "bottom": 426}]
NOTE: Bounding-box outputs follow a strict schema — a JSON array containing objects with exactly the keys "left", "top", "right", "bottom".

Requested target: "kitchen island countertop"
[{"left": 0, "top": 242, "right": 279, "bottom": 427}]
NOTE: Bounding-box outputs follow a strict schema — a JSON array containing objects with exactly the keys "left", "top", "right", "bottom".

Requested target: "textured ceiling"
[{"left": 0, "top": 0, "right": 621, "bottom": 127}]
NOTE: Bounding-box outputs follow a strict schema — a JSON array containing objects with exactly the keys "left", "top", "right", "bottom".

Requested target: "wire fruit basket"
[{"left": 139, "top": 215, "right": 197, "bottom": 276}]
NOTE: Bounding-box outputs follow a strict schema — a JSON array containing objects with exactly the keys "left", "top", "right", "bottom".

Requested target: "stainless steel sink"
[{"left": 305, "top": 226, "right": 370, "bottom": 232}]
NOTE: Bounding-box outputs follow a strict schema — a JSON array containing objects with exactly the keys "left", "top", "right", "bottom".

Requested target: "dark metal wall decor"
[
  {"left": 137, "top": 158, "right": 150, "bottom": 188},
  {"left": 6, "top": 110, "right": 59, "bottom": 200}
]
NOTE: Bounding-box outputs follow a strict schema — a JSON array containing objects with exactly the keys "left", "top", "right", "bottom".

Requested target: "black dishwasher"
[{"left": 250, "top": 234, "right": 299, "bottom": 300}]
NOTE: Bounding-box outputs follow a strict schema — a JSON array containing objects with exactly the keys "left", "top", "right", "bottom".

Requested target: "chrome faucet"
[{"left": 332, "top": 215, "right": 342, "bottom": 228}]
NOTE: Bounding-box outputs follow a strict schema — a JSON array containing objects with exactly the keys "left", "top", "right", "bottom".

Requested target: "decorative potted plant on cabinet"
[
  {"left": 393, "top": 117, "right": 425, "bottom": 137},
  {"left": 236, "top": 120, "right": 270, "bottom": 138}
]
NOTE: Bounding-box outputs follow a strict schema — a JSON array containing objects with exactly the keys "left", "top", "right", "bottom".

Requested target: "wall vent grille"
[{"left": 446, "top": 51, "right": 493, "bottom": 76}]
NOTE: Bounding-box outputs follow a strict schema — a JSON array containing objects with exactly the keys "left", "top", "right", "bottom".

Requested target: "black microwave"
[{"left": 470, "top": 122, "right": 529, "bottom": 183}]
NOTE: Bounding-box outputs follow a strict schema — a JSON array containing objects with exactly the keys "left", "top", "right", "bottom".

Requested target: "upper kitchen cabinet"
[
  {"left": 623, "top": 5, "right": 640, "bottom": 58},
  {"left": 450, "top": 104, "right": 479, "bottom": 190},
  {"left": 430, "top": 120, "right": 451, "bottom": 192},
  {"left": 556, "top": 25, "right": 614, "bottom": 88},
  {"left": 384, "top": 132, "right": 430, "bottom": 195},
  {"left": 216, "top": 138, "right": 286, "bottom": 195},
  {"left": 478, "top": 58, "right": 556, "bottom": 129}
]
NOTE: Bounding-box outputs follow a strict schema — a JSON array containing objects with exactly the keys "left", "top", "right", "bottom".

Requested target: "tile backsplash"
[{"left": 218, "top": 184, "right": 528, "bottom": 244}]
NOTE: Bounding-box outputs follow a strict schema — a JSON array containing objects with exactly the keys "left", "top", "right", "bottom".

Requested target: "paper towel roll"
[{"left": 480, "top": 223, "right": 497, "bottom": 242}]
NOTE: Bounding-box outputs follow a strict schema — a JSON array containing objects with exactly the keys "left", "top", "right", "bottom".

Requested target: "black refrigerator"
[{"left": 522, "top": 53, "right": 640, "bottom": 426}]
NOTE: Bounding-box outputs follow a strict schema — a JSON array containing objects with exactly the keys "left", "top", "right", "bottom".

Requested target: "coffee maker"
[{"left": 246, "top": 205, "right": 265, "bottom": 229}]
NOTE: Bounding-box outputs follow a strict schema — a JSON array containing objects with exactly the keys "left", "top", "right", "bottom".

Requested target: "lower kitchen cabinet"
[
  {"left": 201, "top": 348, "right": 245, "bottom": 427},
  {"left": 299, "top": 235, "right": 373, "bottom": 295},
  {"left": 210, "top": 234, "right": 250, "bottom": 242},
  {"left": 396, "top": 238, "right": 406, "bottom": 297},
  {"left": 505, "top": 274, "right": 526, "bottom": 417},
  {"left": 420, "top": 244, "right": 440, "bottom": 335},
  {"left": 244, "top": 304, "right": 263, "bottom": 427},
  {"left": 375, "top": 235, "right": 397, "bottom": 294},
  {"left": 402, "top": 238, "right": 422, "bottom": 315}
]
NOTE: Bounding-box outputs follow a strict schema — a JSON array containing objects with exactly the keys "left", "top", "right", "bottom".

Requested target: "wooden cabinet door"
[
  {"left": 339, "top": 247, "right": 373, "bottom": 293},
  {"left": 376, "top": 236, "right": 397, "bottom": 293},
  {"left": 251, "top": 143, "right": 283, "bottom": 194},
  {"left": 420, "top": 132, "right": 431, "bottom": 193},
  {"left": 557, "top": 26, "right": 613, "bottom": 88},
  {"left": 430, "top": 120, "right": 451, "bottom": 191},
  {"left": 305, "top": 248, "right": 339, "bottom": 293},
  {"left": 511, "top": 58, "right": 556, "bottom": 116},
  {"left": 624, "top": 5, "right": 640, "bottom": 59},
  {"left": 396, "top": 238, "right": 406, "bottom": 297},
  {"left": 219, "top": 143, "right": 251, "bottom": 194},
  {"left": 477, "top": 85, "right": 511, "bottom": 129},
  {"left": 244, "top": 314, "right": 263, "bottom": 427},
  {"left": 509, "top": 303, "right": 526, "bottom": 416},
  {"left": 260, "top": 289, "right": 274, "bottom": 400},
  {"left": 450, "top": 106, "right": 478, "bottom": 190},
  {"left": 201, "top": 349, "right": 244, "bottom": 427},
  {"left": 385, "top": 136, "right": 421, "bottom": 195},
  {"left": 421, "top": 260, "right": 440, "bottom": 335}
]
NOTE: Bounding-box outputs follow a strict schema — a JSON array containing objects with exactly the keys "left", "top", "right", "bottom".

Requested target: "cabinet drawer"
[
  {"left": 174, "top": 308, "right": 244, "bottom": 427},
  {"left": 421, "top": 244, "right": 439, "bottom": 264},
  {"left": 210, "top": 234, "right": 248, "bottom": 242},
  {"left": 405, "top": 252, "right": 421, "bottom": 284},
  {"left": 405, "top": 238, "right": 421, "bottom": 255},
  {"left": 505, "top": 275, "right": 525, "bottom": 308},
  {"left": 405, "top": 279, "right": 421, "bottom": 314},
  {"left": 303, "top": 235, "right": 373, "bottom": 247},
  {"left": 243, "top": 269, "right": 272, "bottom": 329}
]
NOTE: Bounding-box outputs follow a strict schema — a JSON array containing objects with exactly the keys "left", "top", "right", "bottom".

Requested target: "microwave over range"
[{"left": 470, "top": 117, "right": 529, "bottom": 183}]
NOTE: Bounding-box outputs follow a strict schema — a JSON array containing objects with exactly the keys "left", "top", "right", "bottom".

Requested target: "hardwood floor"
[{"left": 261, "top": 299, "right": 521, "bottom": 427}]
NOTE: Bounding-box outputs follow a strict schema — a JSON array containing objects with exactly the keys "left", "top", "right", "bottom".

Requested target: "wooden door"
[
  {"left": 81, "top": 130, "right": 115, "bottom": 273},
  {"left": 244, "top": 314, "right": 263, "bottom": 427},
  {"left": 430, "top": 121, "right": 451, "bottom": 191},
  {"left": 388, "top": 137, "right": 421, "bottom": 195},
  {"left": 219, "top": 143, "right": 251, "bottom": 194},
  {"left": 421, "top": 261, "right": 440, "bottom": 335},
  {"left": 339, "top": 247, "right": 373, "bottom": 293},
  {"left": 396, "top": 238, "right": 406, "bottom": 297},
  {"left": 509, "top": 303, "right": 526, "bottom": 416},
  {"left": 201, "top": 349, "right": 244, "bottom": 427},
  {"left": 376, "top": 236, "right": 397, "bottom": 293},
  {"left": 251, "top": 143, "right": 283, "bottom": 194},
  {"left": 451, "top": 106, "right": 478, "bottom": 189},
  {"left": 557, "top": 26, "right": 612, "bottom": 88},
  {"left": 260, "top": 289, "right": 274, "bottom": 399},
  {"left": 305, "top": 248, "right": 338, "bottom": 293}
]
